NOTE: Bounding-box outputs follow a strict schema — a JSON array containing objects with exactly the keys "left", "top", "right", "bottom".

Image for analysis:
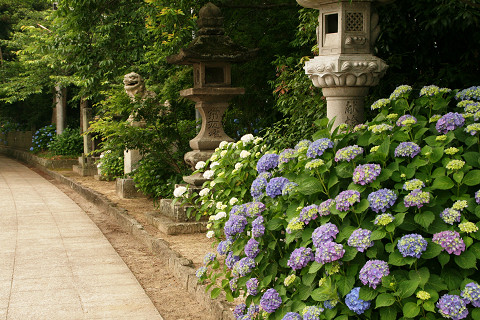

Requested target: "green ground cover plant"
[{"left": 177, "top": 85, "right": 480, "bottom": 320}]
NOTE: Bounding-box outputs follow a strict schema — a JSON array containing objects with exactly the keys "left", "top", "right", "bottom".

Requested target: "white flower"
[
  {"left": 173, "top": 186, "right": 187, "bottom": 197},
  {"left": 210, "top": 161, "right": 220, "bottom": 169},
  {"left": 215, "top": 148, "right": 220, "bottom": 152},
  {"left": 216, "top": 202, "right": 224, "bottom": 210},
  {"left": 241, "top": 134, "right": 255, "bottom": 143},
  {"left": 208, "top": 215, "right": 216, "bottom": 221},
  {"left": 206, "top": 231, "right": 215, "bottom": 238},
  {"left": 232, "top": 169, "right": 238, "bottom": 174},
  {"left": 199, "top": 188, "right": 210, "bottom": 197},
  {"left": 210, "top": 154, "right": 218, "bottom": 161},
  {"left": 254, "top": 137, "right": 263, "bottom": 145},
  {"left": 100, "top": 153, "right": 105, "bottom": 158},
  {"left": 261, "top": 145, "right": 267, "bottom": 152},
  {"left": 203, "top": 170, "right": 215, "bottom": 179},
  {"left": 255, "top": 152, "right": 261, "bottom": 157},
  {"left": 229, "top": 198, "right": 238, "bottom": 205},
  {"left": 235, "top": 163, "right": 243, "bottom": 170},
  {"left": 206, "top": 223, "right": 212, "bottom": 229},
  {"left": 97, "top": 163, "right": 102, "bottom": 168},
  {"left": 240, "top": 150, "right": 251, "bottom": 158},
  {"left": 195, "top": 161, "right": 206, "bottom": 170},
  {"left": 210, "top": 181, "right": 216, "bottom": 187},
  {"left": 219, "top": 141, "right": 229, "bottom": 149},
  {"left": 215, "top": 211, "right": 227, "bottom": 220},
  {"left": 220, "top": 150, "right": 227, "bottom": 157}
]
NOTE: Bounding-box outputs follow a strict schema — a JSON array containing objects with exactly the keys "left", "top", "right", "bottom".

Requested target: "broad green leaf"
[
  {"left": 454, "top": 250, "right": 477, "bottom": 269},
  {"left": 424, "top": 301, "right": 435, "bottom": 312},
  {"left": 431, "top": 176, "right": 454, "bottom": 190},
  {"left": 403, "top": 302, "right": 420, "bottom": 318},
  {"left": 297, "top": 176, "right": 324, "bottom": 195},
  {"left": 463, "top": 152, "right": 480, "bottom": 168},
  {"left": 309, "top": 261, "right": 322, "bottom": 274},
  {"left": 311, "top": 288, "right": 331, "bottom": 301},
  {"left": 302, "top": 273, "right": 316, "bottom": 286},
  {"left": 375, "top": 293, "right": 395, "bottom": 308},
  {"left": 409, "top": 268, "right": 430, "bottom": 286},
  {"left": 210, "top": 287, "right": 221, "bottom": 299},
  {"left": 328, "top": 174, "right": 339, "bottom": 189},
  {"left": 389, "top": 251, "right": 408, "bottom": 266},
  {"left": 335, "top": 162, "right": 353, "bottom": 178},
  {"left": 266, "top": 218, "right": 284, "bottom": 231},
  {"left": 414, "top": 211, "right": 435, "bottom": 229},
  {"left": 438, "top": 251, "right": 450, "bottom": 268},
  {"left": 353, "top": 199, "right": 369, "bottom": 213},
  {"left": 336, "top": 276, "right": 355, "bottom": 297},
  {"left": 397, "top": 279, "right": 420, "bottom": 299},
  {"left": 379, "top": 306, "right": 398, "bottom": 320},
  {"left": 462, "top": 170, "right": 480, "bottom": 186},
  {"left": 370, "top": 230, "right": 386, "bottom": 241},
  {"left": 422, "top": 242, "right": 443, "bottom": 259},
  {"left": 359, "top": 286, "right": 378, "bottom": 300},
  {"left": 342, "top": 246, "right": 358, "bottom": 262},
  {"left": 427, "top": 275, "right": 448, "bottom": 292}
]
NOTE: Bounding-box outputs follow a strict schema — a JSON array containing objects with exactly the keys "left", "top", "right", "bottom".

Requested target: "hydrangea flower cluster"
[
  {"left": 465, "top": 123, "right": 480, "bottom": 135},
  {"left": 246, "top": 278, "right": 259, "bottom": 296},
  {"left": 368, "top": 123, "right": 393, "bottom": 133},
  {"left": 294, "top": 140, "right": 312, "bottom": 153},
  {"left": 436, "top": 294, "right": 468, "bottom": 320},
  {"left": 217, "top": 240, "right": 232, "bottom": 255},
  {"left": 445, "top": 147, "right": 459, "bottom": 155},
  {"left": 314, "top": 241, "right": 345, "bottom": 264},
  {"left": 266, "top": 177, "right": 290, "bottom": 198},
  {"left": 233, "top": 303, "right": 246, "bottom": 319},
  {"left": 420, "top": 85, "right": 451, "bottom": 97},
  {"left": 368, "top": 188, "right": 397, "bottom": 213},
  {"left": 433, "top": 230, "right": 466, "bottom": 255},
  {"left": 440, "top": 208, "right": 461, "bottom": 225},
  {"left": 394, "top": 142, "right": 421, "bottom": 158},
  {"left": 244, "top": 201, "right": 266, "bottom": 217},
  {"left": 459, "top": 221, "right": 478, "bottom": 233},
  {"left": 352, "top": 163, "right": 381, "bottom": 185},
  {"left": 282, "top": 182, "right": 298, "bottom": 195},
  {"left": 318, "top": 199, "right": 334, "bottom": 216},
  {"left": 224, "top": 215, "right": 248, "bottom": 237},
  {"left": 302, "top": 306, "right": 323, "bottom": 320},
  {"left": 374, "top": 213, "right": 395, "bottom": 226},
  {"left": 345, "top": 287, "right": 371, "bottom": 315},
  {"left": 348, "top": 228, "right": 374, "bottom": 252},
  {"left": 312, "top": 223, "right": 339, "bottom": 247},
  {"left": 282, "top": 312, "right": 301, "bottom": 320},
  {"left": 225, "top": 252, "right": 239, "bottom": 269},
  {"left": 456, "top": 86, "right": 480, "bottom": 101},
  {"left": 260, "top": 288, "right": 282, "bottom": 313},
  {"left": 305, "top": 159, "right": 324, "bottom": 170},
  {"left": 252, "top": 216, "right": 265, "bottom": 238},
  {"left": 335, "top": 190, "right": 361, "bottom": 211},
  {"left": 286, "top": 217, "right": 304, "bottom": 234},
  {"left": 436, "top": 112, "right": 465, "bottom": 134},
  {"left": 404, "top": 189, "right": 430, "bottom": 208},
  {"left": 203, "top": 252, "right": 216, "bottom": 265},
  {"left": 196, "top": 266, "right": 207, "bottom": 278},
  {"left": 461, "top": 282, "right": 480, "bottom": 307},
  {"left": 250, "top": 172, "right": 272, "bottom": 199},
  {"left": 284, "top": 274, "right": 296, "bottom": 286},
  {"left": 403, "top": 179, "right": 425, "bottom": 191},
  {"left": 232, "top": 257, "right": 256, "bottom": 277},
  {"left": 279, "top": 148, "right": 296, "bottom": 164},
  {"left": 359, "top": 260, "right": 389, "bottom": 289},
  {"left": 389, "top": 85, "right": 412, "bottom": 99},
  {"left": 371, "top": 98, "right": 390, "bottom": 110},
  {"left": 299, "top": 205, "right": 319, "bottom": 224},
  {"left": 256, "top": 153, "right": 279, "bottom": 173},
  {"left": 229, "top": 277, "right": 238, "bottom": 291},
  {"left": 476, "top": 190, "right": 480, "bottom": 204},
  {"left": 287, "top": 247, "right": 314, "bottom": 270},
  {"left": 417, "top": 291, "right": 431, "bottom": 300},
  {"left": 396, "top": 114, "right": 417, "bottom": 126},
  {"left": 334, "top": 145, "right": 363, "bottom": 162},
  {"left": 244, "top": 238, "right": 260, "bottom": 258},
  {"left": 397, "top": 234, "right": 428, "bottom": 258},
  {"left": 446, "top": 160, "right": 465, "bottom": 170},
  {"left": 306, "top": 138, "right": 334, "bottom": 158}
]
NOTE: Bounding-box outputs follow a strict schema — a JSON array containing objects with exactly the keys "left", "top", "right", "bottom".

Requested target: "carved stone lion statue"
[{"left": 123, "top": 72, "right": 155, "bottom": 100}]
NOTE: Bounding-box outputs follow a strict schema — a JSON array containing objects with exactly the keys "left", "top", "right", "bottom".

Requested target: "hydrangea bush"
[{"left": 178, "top": 85, "right": 480, "bottom": 319}]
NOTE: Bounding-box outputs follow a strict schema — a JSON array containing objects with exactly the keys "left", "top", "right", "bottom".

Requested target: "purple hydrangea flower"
[
  {"left": 232, "top": 257, "right": 256, "bottom": 277},
  {"left": 335, "top": 190, "right": 361, "bottom": 211},
  {"left": 302, "top": 306, "right": 323, "bottom": 320},
  {"left": 440, "top": 208, "right": 461, "bottom": 225},
  {"left": 433, "top": 231, "right": 466, "bottom": 255},
  {"left": 295, "top": 140, "right": 312, "bottom": 152},
  {"left": 256, "top": 154, "right": 279, "bottom": 173},
  {"left": 314, "top": 241, "right": 345, "bottom": 264},
  {"left": 224, "top": 215, "right": 248, "bottom": 237},
  {"left": 403, "top": 179, "right": 425, "bottom": 191},
  {"left": 394, "top": 142, "right": 421, "bottom": 158},
  {"left": 404, "top": 189, "right": 430, "bottom": 208},
  {"left": 260, "top": 288, "right": 282, "bottom": 313},
  {"left": 306, "top": 138, "right": 334, "bottom": 159},
  {"left": 246, "top": 305, "right": 260, "bottom": 318},
  {"left": 456, "top": 86, "right": 480, "bottom": 101},
  {"left": 229, "top": 277, "right": 238, "bottom": 292},
  {"left": 246, "top": 278, "right": 259, "bottom": 296},
  {"left": 436, "top": 112, "right": 466, "bottom": 134},
  {"left": 437, "top": 294, "right": 468, "bottom": 320},
  {"left": 396, "top": 114, "right": 417, "bottom": 126},
  {"left": 245, "top": 202, "right": 266, "bottom": 217},
  {"left": 251, "top": 177, "right": 267, "bottom": 200},
  {"left": 279, "top": 149, "right": 296, "bottom": 164},
  {"left": 244, "top": 238, "right": 260, "bottom": 258},
  {"left": 217, "top": 240, "right": 232, "bottom": 256},
  {"left": 359, "top": 260, "right": 389, "bottom": 289},
  {"left": 461, "top": 282, "right": 480, "bottom": 307},
  {"left": 287, "top": 247, "right": 314, "bottom": 270},
  {"left": 324, "top": 300, "right": 338, "bottom": 309},
  {"left": 230, "top": 204, "right": 247, "bottom": 216},
  {"left": 352, "top": 163, "right": 381, "bottom": 185},
  {"left": 203, "top": 252, "right": 216, "bottom": 265},
  {"left": 397, "top": 234, "right": 428, "bottom": 258},
  {"left": 196, "top": 266, "right": 207, "bottom": 278},
  {"left": 233, "top": 303, "right": 247, "bottom": 320},
  {"left": 312, "top": 223, "right": 339, "bottom": 247},
  {"left": 318, "top": 199, "right": 334, "bottom": 216},
  {"left": 348, "top": 228, "right": 374, "bottom": 252},
  {"left": 475, "top": 190, "right": 480, "bottom": 204},
  {"left": 345, "top": 287, "right": 371, "bottom": 315},
  {"left": 282, "top": 312, "right": 301, "bottom": 320},
  {"left": 266, "top": 177, "right": 290, "bottom": 198},
  {"left": 252, "top": 216, "right": 265, "bottom": 238},
  {"left": 299, "top": 205, "right": 319, "bottom": 224},
  {"left": 226, "top": 251, "right": 240, "bottom": 269},
  {"left": 368, "top": 188, "right": 397, "bottom": 213},
  {"left": 282, "top": 182, "right": 298, "bottom": 196},
  {"left": 334, "top": 145, "right": 363, "bottom": 162}
]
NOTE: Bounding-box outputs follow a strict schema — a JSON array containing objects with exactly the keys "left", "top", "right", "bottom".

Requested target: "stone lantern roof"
[{"left": 166, "top": 2, "right": 257, "bottom": 65}]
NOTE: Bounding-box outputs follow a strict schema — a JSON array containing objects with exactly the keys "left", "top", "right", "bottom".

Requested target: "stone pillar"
[
  {"left": 323, "top": 87, "right": 368, "bottom": 127},
  {"left": 55, "top": 86, "right": 66, "bottom": 135},
  {"left": 72, "top": 99, "right": 98, "bottom": 176},
  {"left": 81, "top": 106, "right": 92, "bottom": 155}
]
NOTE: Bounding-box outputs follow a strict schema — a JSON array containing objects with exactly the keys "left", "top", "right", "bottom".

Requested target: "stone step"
[
  {"left": 145, "top": 212, "right": 207, "bottom": 235},
  {"left": 159, "top": 198, "right": 197, "bottom": 222}
]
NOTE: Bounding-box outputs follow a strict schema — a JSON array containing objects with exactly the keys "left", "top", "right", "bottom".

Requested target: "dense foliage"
[
  {"left": 30, "top": 124, "right": 55, "bottom": 152},
  {"left": 47, "top": 127, "right": 82, "bottom": 156},
  {"left": 177, "top": 85, "right": 480, "bottom": 319}
]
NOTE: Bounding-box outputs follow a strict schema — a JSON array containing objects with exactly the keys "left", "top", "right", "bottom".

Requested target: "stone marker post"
[
  {"left": 72, "top": 100, "right": 98, "bottom": 176},
  {"left": 297, "top": 0, "right": 390, "bottom": 128}
]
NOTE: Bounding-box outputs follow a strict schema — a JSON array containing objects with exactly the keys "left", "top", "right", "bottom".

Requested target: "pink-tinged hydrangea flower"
[
  {"left": 256, "top": 153, "right": 279, "bottom": 173},
  {"left": 287, "top": 247, "right": 314, "bottom": 270},
  {"left": 456, "top": 86, "right": 480, "bottom": 101},
  {"left": 260, "top": 288, "right": 282, "bottom": 313},
  {"left": 433, "top": 231, "right": 466, "bottom": 255},
  {"left": 302, "top": 306, "right": 324, "bottom": 320},
  {"left": 282, "top": 182, "right": 298, "bottom": 196},
  {"left": 252, "top": 216, "right": 265, "bottom": 238},
  {"left": 306, "top": 138, "right": 334, "bottom": 159},
  {"left": 196, "top": 266, "right": 207, "bottom": 278},
  {"left": 348, "top": 228, "right": 374, "bottom": 252},
  {"left": 299, "top": 205, "right": 319, "bottom": 224},
  {"left": 396, "top": 114, "right": 417, "bottom": 126},
  {"left": 282, "top": 312, "right": 301, "bottom": 320},
  {"left": 203, "top": 252, "right": 216, "bottom": 265},
  {"left": 334, "top": 145, "right": 363, "bottom": 162},
  {"left": 246, "top": 278, "right": 259, "bottom": 296},
  {"left": 403, "top": 179, "right": 425, "bottom": 191},
  {"left": 245, "top": 202, "right": 266, "bottom": 217},
  {"left": 476, "top": 190, "right": 480, "bottom": 204},
  {"left": 314, "top": 241, "right": 345, "bottom": 264},
  {"left": 374, "top": 213, "right": 395, "bottom": 226},
  {"left": 335, "top": 190, "right": 361, "bottom": 211},
  {"left": 312, "top": 223, "right": 339, "bottom": 247},
  {"left": 233, "top": 303, "right": 247, "bottom": 319},
  {"left": 318, "top": 199, "right": 334, "bottom": 216},
  {"left": 437, "top": 294, "right": 469, "bottom": 320},
  {"left": 353, "top": 163, "right": 381, "bottom": 185},
  {"left": 232, "top": 257, "right": 256, "bottom": 277},
  {"left": 389, "top": 85, "right": 412, "bottom": 100},
  {"left": 244, "top": 238, "right": 260, "bottom": 258},
  {"left": 436, "top": 112, "right": 465, "bottom": 134},
  {"left": 225, "top": 252, "right": 239, "bottom": 269},
  {"left": 394, "top": 142, "right": 421, "bottom": 158},
  {"left": 368, "top": 188, "right": 397, "bottom": 213},
  {"left": 279, "top": 148, "right": 296, "bottom": 164},
  {"left": 461, "top": 282, "right": 480, "bottom": 307},
  {"left": 217, "top": 240, "right": 232, "bottom": 256},
  {"left": 345, "top": 287, "right": 371, "bottom": 315},
  {"left": 404, "top": 189, "right": 430, "bottom": 208},
  {"left": 371, "top": 98, "right": 390, "bottom": 110},
  {"left": 266, "top": 177, "right": 290, "bottom": 198},
  {"left": 440, "top": 208, "right": 461, "bottom": 225},
  {"left": 359, "top": 260, "right": 389, "bottom": 289},
  {"left": 397, "top": 234, "right": 428, "bottom": 258},
  {"left": 224, "top": 215, "right": 248, "bottom": 237}
]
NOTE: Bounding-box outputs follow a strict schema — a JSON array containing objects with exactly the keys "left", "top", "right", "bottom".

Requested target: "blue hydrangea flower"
[
  {"left": 348, "top": 228, "right": 374, "bottom": 252},
  {"left": 282, "top": 182, "right": 298, "bottom": 196},
  {"left": 295, "top": 140, "right": 312, "bottom": 153},
  {"left": 394, "top": 142, "right": 421, "bottom": 158},
  {"left": 282, "top": 312, "right": 301, "bottom": 320},
  {"left": 352, "top": 163, "right": 381, "bottom": 185},
  {"left": 203, "top": 252, "right": 216, "bottom": 265},
  {"left": 456, "top": 86, "right": 480, "bottom": 101},
  {"left": 436, "top": 294, "right": 468, "bottom": 320},
  {"left": 244, "top": 238, "right": 260, "bottom": 258},
  {"left": 318, "top": 199, "right": 334, "bottom": 216},
  {"left": 461, "top": 282, "right": 480, "bottom": 307},
  {"left": 251, "top": 177, "right": 268, "bottom": 200},
  {"left": 306, "top": 138, "right": 334, "bottom": 159},
  {"left": 260, "top": 288, "right": 282, "bottom": 313},
  {"left": 245, "top": 202, "right": 266, "bottom": 217},
  {"left": 368, "top": 188, "right": 397, "bottom": 213},
  {"left": 224, "top": 215, "right": 248, "bottom": 237},
  {"left": 287, "top": 247, "right": 314, "bottom": 270},
  {"left": 279, "top": 148, "right": 296, "bottom": 164},
  {"left": 246, "top": 278, "right": 259, "bottom": 296},
  {"left": 440, "top": 208, "right": 461, "bottom": 225},
  {"left": 314, "top": 241, "right": 345, "bottom": 264},
  {"left": 335, "top": 190, "right": 361, "bottom": 211},
  {"left": 217, "top": 240, "right": 232, "bottom": 256},
  {"left": 266, "top": 177, "right": 290, "bottom": 198},
  {"left": 196, "top": 266, "right": 207, "bottom": 278},
  {"left": 345, "top": 287, "right": 371, "bottom": 315},
  {"left": 420, "top": 85, "right": 451, "bottom": 97},
  {"left": 229, "top": 277, "right": 238, "bottom": 292},
  {"left": 396, "top": 114, "right": 417, "bottom": 126},
  {"left": 359, "top": 260, "right": 389, "bottom": 289},
  {"left": 404, "top": 189, "right": 430, "bottom": 208},
  {"left": 397, "top": 234, "right": 428, "bottom": 258},
  {"left": 299, "top": 205, "right": 319, "bottom": 224},
  {"left": 233, "top": 303, "right": 247, "bottom": 320},
  {"left": 252, "top": 216, "right": 265, "bottom": 238},
  {"left": 256, "top": 154, "right": 279, "bottom": 173},
  {"left": 232, "top": 257, "right": 256, "bottom": 277},
  {"left": 302, "top": 306, "right": 323, "bottom": 320},
  {"left": 334, "top": 145, "right": 363, "bottom": 162},
  {"left": 312, "top": 223, "right": 339, "bottom": 247},
  {"left": 323, "top": 300, "right": 338, "bottom": 309},
  {"left": 436, "top": 112, "right": 465, "bottom": 134},
  {"left": 226, "top": 251, "right": 240, "bottom": 269}
]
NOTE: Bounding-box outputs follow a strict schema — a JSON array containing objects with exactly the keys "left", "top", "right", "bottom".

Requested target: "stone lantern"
[
  {"left": 167, "top": 2, "right": 256, "bottom": 186},
  {"left": 297, "top": 0, "right": 390, "bottom": 127}
]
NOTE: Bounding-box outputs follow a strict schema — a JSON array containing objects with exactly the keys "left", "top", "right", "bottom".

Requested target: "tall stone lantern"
[
  {"left": 167, "top": 2, "right": 256, "bottom": 186},
  {"left": 297, "top": 0, "right": 390, "bottom": 127}
]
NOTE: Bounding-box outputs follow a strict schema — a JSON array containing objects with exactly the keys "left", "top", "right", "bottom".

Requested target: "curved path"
[{"left": 0, "top": 155, "right": 163, "bottom": 320}]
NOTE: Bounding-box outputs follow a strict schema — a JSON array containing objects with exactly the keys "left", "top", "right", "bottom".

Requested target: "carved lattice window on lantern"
[{"left": 346, "top": 12, "right": 363, "bottom": 32}]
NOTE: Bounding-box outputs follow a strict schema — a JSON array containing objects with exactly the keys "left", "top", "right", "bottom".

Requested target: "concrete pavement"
[{"left": 0, "top": 155, "right": 163, "bottom": 320}]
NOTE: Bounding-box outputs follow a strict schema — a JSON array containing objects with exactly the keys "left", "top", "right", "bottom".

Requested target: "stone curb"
[{"left": 0, "top": 148, "right": 234, "bottom": 320}]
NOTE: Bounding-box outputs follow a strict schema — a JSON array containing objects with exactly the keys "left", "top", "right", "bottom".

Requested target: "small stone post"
[
  {"left": 72, "top": 99, "right": 98, "bottom": 176},
  {"left": 54, "top": 86, "right": 66, "bottom": 135},
  {"left": 297, "top": 0, "right": 390, "bottom": 128}
]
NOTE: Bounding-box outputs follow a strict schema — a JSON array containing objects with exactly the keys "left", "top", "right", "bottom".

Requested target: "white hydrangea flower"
[
  {"left": 100, "top": 153, "right": 105, "bottom": 158},
  {"left": 220, "top": 150, "right": 227, "bottom": 157},
  {"left": 199, "top": 188, "right": 210, "bottom": 197},
  {"left": 229, "top": 197, "right": 238, "bottom": 205},
  {"left": 235, "top": 163, "right": 243, "bottom": 170},
  {"left": 216, "top": 202, "right": 224, "bottom": 210},
  {"left": 206, "top": 230, "right": 215, "bottom": 238},
  {"left": 219, "top": 141, "right": 229, "bottom": 149},
  {"left": 210, "top": 181, "right": 216, "bottom": 187},
  {"left": 210, "top": 161, "right": 220, "bottom": 169},
  {"left": 210, "top": 154, "right": 218, "bottom": 161},
  {"left": 203, "top": 170, "right": 215, "bottom": 179},
  {"left": 240, "top": 150, "right": 251, "bottom": 158},
  {"left": 208, "top": 215, "right": 216, "bottom": 221},
  {"left": 173, "top": 186, "right": 187, "bottom": 197},
  {"left": 241, "top": 134, "right": 254, "bottom": 143},
  {"left": 195, "top": 161, "right": 206, "bottom": 170},
  {"left": 254, "top": 137, "right": 263, "bottom": 145},
  {"left": 97, "top": 163, "right": 102, "bottom": 168},
  {"left": 215, "top": 211, "right": 227, "bottom": 220}
]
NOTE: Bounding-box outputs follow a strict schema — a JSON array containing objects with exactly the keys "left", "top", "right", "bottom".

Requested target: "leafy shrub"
[
  {"left": 30, "top": 124, "right": 56, "bottom": 152},
  {"left": 96, "top": 149, "right": 124, "bottom": 180},
  {"left": 177, "top": 85, "right": 480, "bottom": 319},
  {"left": 47, "top": 127, "right": 83, "bottom": 156}
]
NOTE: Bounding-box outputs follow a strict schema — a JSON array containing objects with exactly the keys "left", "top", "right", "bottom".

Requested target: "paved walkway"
[{"left": 0, "top": 155, "right": 163, "bottom": 320}]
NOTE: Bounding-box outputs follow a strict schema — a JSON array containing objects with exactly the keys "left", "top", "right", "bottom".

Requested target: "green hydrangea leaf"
[
  {"left": 462, "top": 170, "right": 480, "bottom": 186},
  {"left": 454, "top": 250, "right": 477, "bottom": 269},
  {"left": 431, "top": 176, "right": 454, "bottom": 190},
  {"left": 375, "top": 293, "right": 395, "bottom": 308},
  {"left": 379, "top": 306, "right": 398, "bottom": 320},
  {"left": 403, "top": 302, "right": 420, "bottom": 318}
]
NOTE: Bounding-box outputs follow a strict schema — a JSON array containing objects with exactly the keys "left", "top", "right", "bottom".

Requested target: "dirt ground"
[{"left": 37, "top": 168, "right": 216, "bottom": 320}]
